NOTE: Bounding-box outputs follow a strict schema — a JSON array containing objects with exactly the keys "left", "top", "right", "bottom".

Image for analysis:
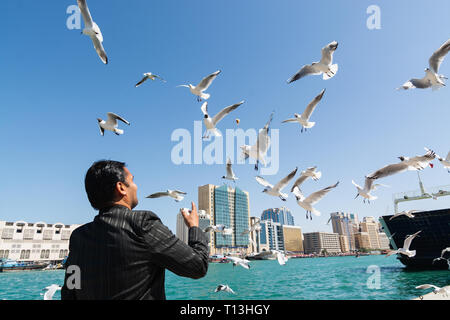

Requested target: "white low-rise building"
[{"left": 0, "top": 220, "right": 81, "bottom": 262}]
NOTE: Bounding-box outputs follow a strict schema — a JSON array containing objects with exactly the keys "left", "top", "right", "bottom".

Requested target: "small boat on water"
[{"left": 0, "top": 258, "right": 47, "bottom": 272}]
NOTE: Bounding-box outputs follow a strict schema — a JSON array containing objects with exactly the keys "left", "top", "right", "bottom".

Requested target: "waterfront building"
[
  {"left": 249, "top": 217, "right": 261, "bottom": 253},
  {"left": 259, "top": 220, "right": 284, "bottom": 251},
  {"left": 261, "top": 207, "right": 295, "bottom": 226},
  {"left": 354, "top": 232, "right": 371, "bottom": 250},
  {"left": 282, "top": 225, "right": 303, "bottom": 253},
  {"left": 303, "top": 232, "right": 341, "bottom": 254},
  {"left": 0, "top": 220, "right": 81, "bottom": 262},
  {"left": 339, "top": 234, "right": 350, "bottom": 253},
  {"left": 360, "top": 217, "right": 381, "bottom": 249},
  {"left": 330, "top": 212, "right": 357, "bottom": 251},
  {"left": 258, "top": 220, "right": 271, "bottom": 252},
  {"left": 378, "top": 232, "right": 390, "bottom": 250},
  {"left": 198, "top": 184, "right": 250, "bottom": 256}
]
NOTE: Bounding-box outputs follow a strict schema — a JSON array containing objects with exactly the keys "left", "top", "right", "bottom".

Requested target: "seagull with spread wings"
[
  {"left": 290, "top": 166, "right": 322, "bottom": 193},
  {"left": 241, "top": 112, "right": 273, "bottom": 171},
  {"left": 292, "top": 182, "right": 339, "bottom": 220},
  {"left": 201, "top": 100, "right": 244, "bottom": 139},
  {"left": 215, "top": 284, "right": 236, "bottom": 294},
  {"left": 146, "top": 190, "right": 186, "bottom": 202},
  {"left": 42, "top": 284, "right": 61, "bottom": 300},
  {"left": 135, "top": 72, "right": 166, "bottom": 87},
  {"left": 77, "top": 0, "right": 108, "bottom": 64},
  {"left": 282, "top": 89, "right": 326, "bottom": 133},
  {"left": 389, "top": 210, "right": 419, "bottom": 221},
  {"left": 385, "top": 230, "right": 421, "bottom": 258},
  {"left": 97, "top": 112, "right": 130, "bottom": 136},
  {"left": 398, "top": 39, "right": 450, "bottom": 90},
  {"left": 222, "top": 158, "right": 238, "bottom": 181},
  {"left": 435, "top": 150, "right": 450, "bottom": 173},
  {"left": 352, "top": 177, "right": 389, "bottom": 203},
  {"left": 178, "top": 70, "right": 221, "bottom": 101},
  {"left": 287, "top": 41, "right": 339, "bottom": 83},
  {"left": 255, "top": 167, "right": 298, "bottom": 201}
]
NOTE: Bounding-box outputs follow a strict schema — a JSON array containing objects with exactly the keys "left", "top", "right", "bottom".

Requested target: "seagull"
[
  {"left": 135, "top": 72, "right": 166, "bottom": 87},
  {"left": 241, "top": 112, "right": 273, "bottom": 171},
  {"left": 42, "top": 284, "right": 61, "bottom": 300},
  {"left": 352, "top": 177, "right": 389, "bottom": 203},
  {"left": 177, "top": 70, "right": 221, "bottom": 101},
  {"left": 241, "top": 220, "right": 261, "bottom": 236},
  {"left": 222, "top": 158, "right": 238, "bottom": 182},
  {"left": 432, "top": 247, "right": 450, "bottom": 265},
  {"left": 97, "top": 112, "right": 130, "bottom": 136},
  {"left": 435, "top": 150, "right": 450, "bottom": 173},
  {"left": 287, "top": 41, "right": 339, "bottom": 83},
  {"left": 415, "top": 284, "right": 450, "bottom": 296},
  {"left": 203, "top": 224, "right": 230, "bottom": 234},
  {"left": 215, "top": 284, "right": 235, "bottom": 294},
  {"left": 77, "top": 0, "right": 108, "bottom": 64},
  {"left": 398, "top": 39, "right": 450, "bottom": 91},
  {"left": 146, "top": 190, "right": 186, "bottom": 202},
  {"left": 255, "top": 167, "right": 298, "bottom": 201},
  {"left": 290, "top": 166, "right": 322, "bottom": 193},
  {"left": 201, "top": 100, "right": 244, "bottom": 139},
  {"left": 385, "top": 230, "right": 421, "bottom": 258},
  {"left": 225, "top": 256, "right": 251, "bottom": 269},
  {"left": 389, "top": 210, "right": 419, "bottom": 220},
  {"left": 282, "top": 89, "right": 326, "bottom": 133},
  {"left": 272, "top": 250, "right": 288, "bottom": 265},
  {"left": 292, "top": 182, "right": 339, "bottom": 220},
  {"left": 367, "top": 148, "right": 436, "bottom": 180}
]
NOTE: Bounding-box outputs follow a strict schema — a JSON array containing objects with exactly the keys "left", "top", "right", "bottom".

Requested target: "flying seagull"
[
  {"left": 135, "top": 72, "right": 166, "bottom": 87},
  {"left": 290, "top": 166, "right": 322, "bottom": 193},
  {"left": 203, "top": 224, "right": 232, "bottom": 236},
  {"left": 178, "top": 70, "right": 221, "bottom": 101},
  {"left": 241, "top": 112, "right": 273, "bottom": 171},
  {"left": 415, "top": 284, "right": 450, "bottom": 296},
  {"left": 201, "top": 100, "right": 244, "bottom": 139},
  {"left": 222, "top": 158, "right": 238, "bottom": 182},
  {"left": 42, "top": 284, "right": 61, "bottom": 300},
  {"left": 385, "top": 230, "right": 421, "bottom": 258},
  {"left": 398, "top": 39, "right": 450, "bottom": 90},
  {"left": 146, "top": 190, "right": 186, "bottom": 202},
  {"left": 287, "top": 41, "right": 339, "bottom": 83},
  {"left": 352, "top": 177, "right": 389, "bottom": 203},
  {"left": 255, "top": 167, "right": 298, "bottom": 201},
  {"left": 215, "top": 284, "right": 236, "bottom": 294},
  {"left": 389, "top": 210, "right": 419, "bottom": 221},
  {"left": 77, "top": 0, "right": 108, "bottom": 64},
  {"left": 241, "top": 220, "right": 261, "bottom": 236},
  {"left": 435, "top": 150, "right": 450, "bottom": 173},
  {"left": 367, "top": 148, "right": 436, "bottom": 180},
  {"left": 97, "top": 112, "right": 130, "bottom": 136},
  {"left": 225, "top": 256, "right": 251, "bottom": 269},
  {"left": 432, "top": 247, "right": 450, "bottom": 266},
  {"left": 282, "top": 89, "right": 326, "bottom": 133},
  {"left": 272, "top": 250, "right": 289, "bottom": 265},
  {"left": 292, "top": 182, "right": 339, "bottom": 220}
]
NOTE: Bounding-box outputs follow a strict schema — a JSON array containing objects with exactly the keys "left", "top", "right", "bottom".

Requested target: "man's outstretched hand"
[{"left": 181, "top": 201, "right": 199, "bottom": 228}]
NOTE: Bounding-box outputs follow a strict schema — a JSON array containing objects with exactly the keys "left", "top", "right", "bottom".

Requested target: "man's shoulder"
[
  {"left": 70, "top": 222, "right": 93, "bottom": 238},
  {"left": 131, "top": 210, "right": 161, "bottom": 222}
]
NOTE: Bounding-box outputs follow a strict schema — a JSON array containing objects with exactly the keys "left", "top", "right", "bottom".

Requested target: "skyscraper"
[
  {"left": 360, "top": 217, "right": 381, "bottom": 249},
  {"left": 330, "top": 212, "right": 357, "bottom": 251},
  {"left": 261, "top": 207, "right": 294, "bottom": 226},
  {"left": 198, "top": 184, "right": 250, "bottom": 256}
]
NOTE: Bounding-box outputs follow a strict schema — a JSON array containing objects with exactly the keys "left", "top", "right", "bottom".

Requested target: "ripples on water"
[{"left": 1, "top": 255, "right": 449, "bottom": 300}]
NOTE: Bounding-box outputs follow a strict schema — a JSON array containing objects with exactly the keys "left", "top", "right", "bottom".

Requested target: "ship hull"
[{"left": 380, "top": 208, "right": 450, "bottom": 270}]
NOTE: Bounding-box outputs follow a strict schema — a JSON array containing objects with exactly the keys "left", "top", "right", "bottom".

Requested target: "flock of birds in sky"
[{"left": 40, "top": 0, "right": 450, "bottom": 298}]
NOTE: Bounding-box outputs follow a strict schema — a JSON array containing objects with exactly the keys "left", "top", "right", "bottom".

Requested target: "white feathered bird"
[
  {"left": 385, "top": 230, "right": 421, "bottom": 258},
  {"left": 97, "top": 112, "right": 130, "bottom": 136},
  {"left": 292, "top": 182, "right": 339, "bottom": 220},
  {"left": 178, "top": 70, "right": 221, "bottom": 101},
  {"left": 255, "top": 167, "right": 298, "bottom": 201},
  {"left": 201, "top": 100, "right": 244, "bottom": 139}
]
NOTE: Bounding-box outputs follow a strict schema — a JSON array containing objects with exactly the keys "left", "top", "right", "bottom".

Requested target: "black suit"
[{"left": 61, "top": 205, "right": 209, "bottom": 300}]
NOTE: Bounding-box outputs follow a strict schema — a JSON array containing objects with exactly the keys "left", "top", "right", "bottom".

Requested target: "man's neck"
[{"left": 112, "top": 200, "right": 131, "bottom": 210}]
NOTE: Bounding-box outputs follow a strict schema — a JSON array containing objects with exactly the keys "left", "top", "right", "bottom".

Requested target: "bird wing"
[
  {"left": 212, "top": 101, "right": 244, "bottom": 126},
  {"left": 445, "top": 151, "right": 450, "bottom": 162},
  {"left": 351, "top": 179, "right": 362, "bottom": 190},
  {"left": 173, "top": 190, "right": 187, "bottom": 195},
  {"left": 107, "top": 112, "right": 130, "bottom": 125},
  {"left": 255, "top": 112, "right": 273, "bottom": 154},
  {"left": 367, "top": 162, "right": 409, "bottom": 180},
  {"left": 320, "top": 41, "right": 338, "bottom": 65},
  {"left": 91, "top": 34, "right": 108, "bottom": 64},
  {"left": 292, "top": 185, "right": 306, "bottom": 201},
  {"left": 287, "top": 64, "right": 320, "bottom": 83},
  {"left": 98, "top": 122, "right": 104, "bottom": 136},
  {"left": 196, "top": 70, "right": 221, "bottom": 91},
  {"left": 429, "top": 39, "right": 450, "bottom": 73},
  {"left": 291, "top": 174, "right": 309, "bottom": 192},
  {"left": 281, "top": 118, "right": 297, "bottom": 123},
  {"left": 441, "top": 247, "right": 450, "bottom": 257},
  {"left": 77, "top": 0, "right": 94, "bottom": 28},
  {"left": 409, "top": 77, "right": 432, "bottom": 89},
  {"left": 272, "top": 168, "right": 297, "bottom": 192},
  {"left": 153, "top": 74, "right": 166, "bottom": 82},
  {"left": 403, "top": 230, "right": 421, "bottom": 250},
  {"left": 409, "top": 150, "right": 436, "bottom": 170},
  {"left": 226, "top": 158, "right": 235, "bottom": 177},
  {"left": 363, "top": 177, "right": 374, "bottom": 192},
  {"left": 255, "top": 176, "right": 273, "bottom": 189},
  {"left": 416, "top": 284, "right": 439, "bottom": 291},
  {"left": 304, "top": 182, "right": 339, "bottom": 205},
  {"left": 135, "top": 76, "right": 148, "bottom": 87},
  {"left": 146, "top": 192, "right": 169, "bottom": 198},
  {"left": 302, "top": 89, "right": 325, "bottom": 121}
]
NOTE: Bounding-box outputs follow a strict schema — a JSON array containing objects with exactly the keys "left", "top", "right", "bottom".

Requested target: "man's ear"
[{"left": 115, "top": 181, "right": 128, "bottom": 196}]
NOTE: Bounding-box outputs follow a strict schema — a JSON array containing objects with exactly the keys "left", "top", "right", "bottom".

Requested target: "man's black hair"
[{"left": 85, "top": 160, "right": 128, "bottom": 210}]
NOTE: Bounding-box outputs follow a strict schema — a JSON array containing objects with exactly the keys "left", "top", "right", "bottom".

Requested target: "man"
[{"left": 61, "top": 160, "right": 209, "bottom": 300}]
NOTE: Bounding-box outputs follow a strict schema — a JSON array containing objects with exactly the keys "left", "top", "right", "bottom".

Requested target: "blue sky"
[{"left": 1, "top": 0, "right": 449, "bottom": 234}]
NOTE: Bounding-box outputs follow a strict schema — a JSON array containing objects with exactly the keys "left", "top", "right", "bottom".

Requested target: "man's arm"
[{"left": 140, "top": 202, "right": 209, "bottom": 279}]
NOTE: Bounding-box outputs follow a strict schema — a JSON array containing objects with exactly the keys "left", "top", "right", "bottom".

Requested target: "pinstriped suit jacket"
[{"left": 61, "top": 205, "right": 209, "bottom": 300}]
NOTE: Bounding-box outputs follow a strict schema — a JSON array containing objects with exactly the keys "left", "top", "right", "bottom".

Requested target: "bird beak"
[
  {"left": 354, "top": 194, "right": 359, "bottom": 199},
  {"left": 97, "top": 118, "right": 102, "bottom": 122}
]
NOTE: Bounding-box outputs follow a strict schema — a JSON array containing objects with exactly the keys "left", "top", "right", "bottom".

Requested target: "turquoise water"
[{"left": 1, "top": 255, "right": 449, "bottom": 300}]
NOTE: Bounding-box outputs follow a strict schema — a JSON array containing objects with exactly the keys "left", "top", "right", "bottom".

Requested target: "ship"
[{"left": 0, "top": 258, "right": 48, "bottom": 272}]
